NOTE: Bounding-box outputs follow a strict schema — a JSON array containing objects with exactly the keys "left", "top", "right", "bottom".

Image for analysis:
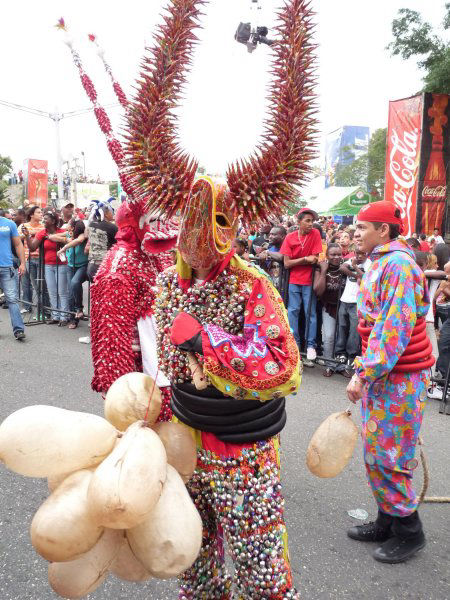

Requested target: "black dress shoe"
[
  {"left": 373, "top": 532, "right": 426, "bottom": 563},
  {"left": 347, "top": 521, "right": 392, "bottom": 542}
]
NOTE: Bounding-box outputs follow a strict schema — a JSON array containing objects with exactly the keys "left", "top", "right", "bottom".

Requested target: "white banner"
[{"left": 75, "top": 183, "right": 111, "bottom": 208}]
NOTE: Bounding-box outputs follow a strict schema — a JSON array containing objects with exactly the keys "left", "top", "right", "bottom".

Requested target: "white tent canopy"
[{"left": 307, "top": 185, "right": 361, "bottom": 214}]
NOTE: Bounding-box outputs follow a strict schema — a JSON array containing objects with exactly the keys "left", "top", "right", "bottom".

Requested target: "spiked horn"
[
  {"left": 124, "top": 0, "right": 206, "bottom": 213},
  {"left": 57, "top": 19, "right": 135, "bottom": 196},
  {"left": 88, "top": 33, "right": 129, "bottom": 108},
  {"left": 226, "top": 0, "right": 318, "bottom": 224}
]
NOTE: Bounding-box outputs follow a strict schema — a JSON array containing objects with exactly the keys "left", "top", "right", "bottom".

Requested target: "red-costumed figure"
[
  {"left": 90, "top": 202, "right": 176, "bottom": 419},
  {"left": 122, "top": 0, "right": 317, "bottom": 597},
  {"left": 58, "top": 19, "right": 177, "bottom": 410}
]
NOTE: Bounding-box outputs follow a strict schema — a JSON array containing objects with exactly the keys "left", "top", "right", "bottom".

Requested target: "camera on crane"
[{"left": 234, "top": 22, "right": 275, "bottom": 53}]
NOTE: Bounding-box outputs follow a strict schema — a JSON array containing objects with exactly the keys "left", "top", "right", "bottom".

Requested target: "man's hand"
[
  {"left": 21, "top": 225, "right": 29, "bottom": 237},
  {"left": 18, "top": 263, "right": 26, "bottom": 277},
  {"left": 319, "top": 259, "right": 328, "bottom": 271},
  {"left": 259, "top": 250, "right": 268, "bottom": 260},
  {"left": 304, "top": 255, "right": 318, "bottom": 265},
  {"left": 351, "top": 257, "right": 358, "bottom": 268},
  {"left": 346, "top": 374, "right": 365, "bottom": 403}
]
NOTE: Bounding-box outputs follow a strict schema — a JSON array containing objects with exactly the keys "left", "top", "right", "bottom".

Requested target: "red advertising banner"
[
  {"left": 26, "top": 159, "right": 48, "bottom": 208},
  {"left": 417, "top": 93, "right": 449, "bottom": 236},
  {"left": 384, "top": 95, "right": 423, "bottom": 237}
]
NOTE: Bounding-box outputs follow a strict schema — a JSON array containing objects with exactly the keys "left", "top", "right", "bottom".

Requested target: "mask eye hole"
[{"left": 216, "top": 213, "right": 231, "bottom": 228}]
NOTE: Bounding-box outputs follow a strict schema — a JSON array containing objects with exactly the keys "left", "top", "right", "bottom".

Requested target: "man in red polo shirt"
[{"left": 281, "top": 207, "right": 322, "bottom": 366}]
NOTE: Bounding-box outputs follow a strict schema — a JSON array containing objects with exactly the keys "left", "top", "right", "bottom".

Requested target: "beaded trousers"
[{"left": 179, "top": 438, "right": 298, "bottom": 600}]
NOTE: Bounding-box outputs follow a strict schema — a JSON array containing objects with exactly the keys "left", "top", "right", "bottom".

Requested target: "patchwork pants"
[
  {"left": 179, "top": 438, "right": 298, "bottom": 600},
  {"left": 361, "top": 369, "right": 429, "bottom": 517}
]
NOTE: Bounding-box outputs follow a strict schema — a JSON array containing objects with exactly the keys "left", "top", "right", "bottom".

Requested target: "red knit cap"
[{"left": 357, "top": 201, "right": 404, "bottom": 233}]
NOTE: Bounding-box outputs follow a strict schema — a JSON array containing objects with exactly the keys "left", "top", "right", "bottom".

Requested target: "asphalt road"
[{"left": 0, "top": 312, "right": 449, "bottom": 600}]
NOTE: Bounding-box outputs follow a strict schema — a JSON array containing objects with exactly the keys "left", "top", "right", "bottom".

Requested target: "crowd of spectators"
[
  {"left": 0, "top": 199, "right": 117, "bottom": 342},
  {"left": 235, "top": 210, "right": 450, "bottom": 396},
  {"left": 2, "top": 201, "right": 450, "bottom": 400}
]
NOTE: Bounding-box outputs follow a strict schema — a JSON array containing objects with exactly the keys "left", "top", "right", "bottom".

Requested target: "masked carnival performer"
[
  {"left": 58, "top": 18, "right": 177, "bottom": 412},
  {"left": 346, "top": 201, "right": 434, "bottom": 564},
  {"left": 121, "top": 0, "right": 316, "bottom": 596},
  {"left": 90, "top": 201, "right": 177, "bottom": 419}
]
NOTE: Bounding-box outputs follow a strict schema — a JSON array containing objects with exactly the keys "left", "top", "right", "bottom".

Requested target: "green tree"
[
  {"left": 109, "top": 181, "right": 119, "bottom": 198},
  {"left": 0, "top": 155, "right": 13, "bottom": 208},
  {"left": 387, "top": 4, "right": 450, "bottom": 94},
  {"left": 334, "top": 128, "right": 387, "bottom": 196}
]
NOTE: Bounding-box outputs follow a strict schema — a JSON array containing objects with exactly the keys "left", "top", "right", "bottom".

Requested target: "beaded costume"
[
  {"left": 121, "top": 0, "right": 316, "bottom": 596},
  {"left": 63, "top": 0, "right": 316, "bottom": 595}
]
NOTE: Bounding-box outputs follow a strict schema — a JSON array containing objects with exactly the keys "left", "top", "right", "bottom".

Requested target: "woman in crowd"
[
  {"left": 56, "top": 219, "right": 88, "bottom": 329},
  {"left": 18, "top": 206, "right": 45, "bottom": 314},
  {"left": 420, "top": 252, "right": 444, "bottom": 374},
  {"left": 313, "top": 243, "right": 345, "bottom": 376},
  {"left": 434, "top": 260, "right": 450, "bottom": 327},
  {"left": 22, "top": 212, "right": 70, "bottom": 325},
  {"left": 434, "top": 242, "right": 450, "bottom": 271}
]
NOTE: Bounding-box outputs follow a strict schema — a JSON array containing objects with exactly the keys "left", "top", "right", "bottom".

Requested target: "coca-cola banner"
[
  {"left": 385, "top": 95, "right": 424, "bottom": 237},
  {"left": 417, "top": 93, "right": 449, "bottom": 237},
  {"left": 25, "top": 159, "right": 48, "bottom": 208}
]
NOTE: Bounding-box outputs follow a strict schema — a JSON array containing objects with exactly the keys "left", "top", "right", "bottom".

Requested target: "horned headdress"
[{"left": 59, "top": 0, "right": 316, "bottom": 266}]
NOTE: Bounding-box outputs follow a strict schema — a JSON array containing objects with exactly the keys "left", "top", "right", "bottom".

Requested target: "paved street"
[{"left": 0, "top": 313, "right": 449, "bottom": 600}]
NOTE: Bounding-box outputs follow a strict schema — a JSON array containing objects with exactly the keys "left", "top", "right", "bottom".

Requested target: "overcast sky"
[{"left": 0, "top": 0, "right": 446, "bottom": 180}]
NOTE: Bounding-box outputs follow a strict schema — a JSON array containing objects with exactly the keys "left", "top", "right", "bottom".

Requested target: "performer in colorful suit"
[
  {"left": 120, "top": 0, "right": 316, "bottom": 595},
  {"left": 346, "top": 201, "right": 434, "bottom": 564}
]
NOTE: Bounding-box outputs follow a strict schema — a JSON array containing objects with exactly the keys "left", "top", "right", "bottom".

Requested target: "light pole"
[
  {"left": 0, "top": 99, "right": 119, "bottom": 207},
  {"left": 49, "top": 109, "right": 64, "bottom": 202},
  {"left": 81, "top": 151, "right": 86, "bottom": 178}
]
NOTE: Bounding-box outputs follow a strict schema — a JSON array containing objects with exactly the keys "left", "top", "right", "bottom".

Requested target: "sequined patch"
[
  {"left": 254, "top": 304, "right": 266, "bottom": 317},
  {"left": 366, "top": 419, "right": 378, "bottom": 433},
  {"left": 230, "top": 357, "right": 245, "bottom": 372},
  {"left": 266, "top": 325, "right": 281, "bottom": 339},
  {"left": 406, "top": 458, "right": 418, "bottom": 470},
  {"left": 264, "top": 361, "right": 280, "bottom": 375},
  {"left": 271, "top": 390, "right": 283, "bottom": 400},
  {"left": 365, "top": 453, "right": 375, "bottom": 466},
  {"left": 233, "top": 387, "right": 246, "bottom": 400}
]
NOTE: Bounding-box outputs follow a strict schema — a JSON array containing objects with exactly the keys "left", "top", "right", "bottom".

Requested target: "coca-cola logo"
[
  {"left": 422, "top": 185, "right": 447, "bottom": 199},
  {"left": 389, "top": 127, "right": 420, "bottom": 232},
  {"left": 31, "top": 167, "right": 46, "bottom": 174}
]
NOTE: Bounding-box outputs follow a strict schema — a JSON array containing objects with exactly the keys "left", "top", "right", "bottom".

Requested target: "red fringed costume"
[{"left": 60, "top": 21, "right": 178, "bottom": 416}]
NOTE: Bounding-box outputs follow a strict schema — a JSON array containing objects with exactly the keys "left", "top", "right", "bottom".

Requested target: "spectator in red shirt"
[
  {"left": 419, "top": 234, "right": 431, "bottom": 253},
  {"left": 23, "top": 212, "right": 71, "bottom": 325},
  {"left": 280, "top": 207, "right": 322, "bottom": 366}
]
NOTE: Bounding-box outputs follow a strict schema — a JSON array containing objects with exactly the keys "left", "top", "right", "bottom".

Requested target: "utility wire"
[{"left": 0, "top": 99, "right": 120, "bottom": 119}]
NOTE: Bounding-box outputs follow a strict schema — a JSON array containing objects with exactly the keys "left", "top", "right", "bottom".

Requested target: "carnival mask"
[{"left": 178, "top": 177, "right": 238, "bottom": 270}]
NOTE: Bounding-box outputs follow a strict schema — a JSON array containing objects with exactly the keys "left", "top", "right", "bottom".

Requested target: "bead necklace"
[{"left": 154, "top": 269, "right": 251, "bottom": 384}]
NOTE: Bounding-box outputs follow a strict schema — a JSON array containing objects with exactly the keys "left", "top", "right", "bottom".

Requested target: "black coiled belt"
[{"left": 171, "top": 383, "right": 286, "bottom": 444}]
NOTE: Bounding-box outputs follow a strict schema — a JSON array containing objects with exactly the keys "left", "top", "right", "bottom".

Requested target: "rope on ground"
[{"left": 418, "top": 436, "right": 450, "bottom": 504}]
